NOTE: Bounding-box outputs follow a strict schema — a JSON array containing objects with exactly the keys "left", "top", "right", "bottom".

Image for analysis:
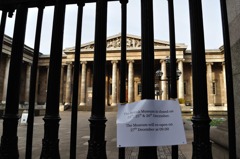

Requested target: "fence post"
[
  {"left": 118, "top": 0, "right": 128, "bottom": 158},
  {"left": 25, "top": 5, "right": 44, "bottom": 159},
  {"left": 87, "top": 0, "right": 108, "bottom": 158},
  {"left": 138, "top": 0, "right": 157, "bottom": 158},
  {"left": 167, "top": 0, "right": 178, "bottom": 158},
  {"left": 70, "top": 1, "right": 85, "bottom": 159},
  {"left": 40, "top": 0, "right": 66, "bottom": 158},
  {"left": 188, "top": 0, "right": 212, "bottom": 158},
  {"left": 0, "top": 5, "right": 28, "bottom": 159}
]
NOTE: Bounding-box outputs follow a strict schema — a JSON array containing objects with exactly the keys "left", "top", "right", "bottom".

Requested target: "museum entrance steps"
[{"left": 72, "top": 105, "right": 119, "bottom": 112}]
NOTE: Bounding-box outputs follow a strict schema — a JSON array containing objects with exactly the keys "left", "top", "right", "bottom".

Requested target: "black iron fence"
[{"left": 0, "top": 0, "right": 236, "bottom": 159}]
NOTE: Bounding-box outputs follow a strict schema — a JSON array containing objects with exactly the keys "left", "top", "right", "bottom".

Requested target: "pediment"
[
  {"left": 64, "top": 33, "right": 186, "bottom": 52},
  {"left": 80, "top": 34, "right": 170, "bottom": 50}
]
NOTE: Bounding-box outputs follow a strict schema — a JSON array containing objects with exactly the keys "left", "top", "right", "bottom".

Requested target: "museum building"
[{"left": 0, "top": 33, "right": 227, "bottom": 113}]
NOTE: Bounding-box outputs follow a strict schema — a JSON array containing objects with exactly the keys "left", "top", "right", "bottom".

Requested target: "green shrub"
[
  {"left": 186, "top": 118, "right": 226, "bottom": 127},
  {"left": 178, "top": 98, "right": 185, "bottom": 104},
  {"left": 210, "top": 118, "right": 225, "bottom": 126}
]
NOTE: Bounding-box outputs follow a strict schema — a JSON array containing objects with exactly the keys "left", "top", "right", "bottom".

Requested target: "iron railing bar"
[
  {"left": 69, "top": 1, "right": 85, "bottom": 159},
  {"left": 0, "top": 11, "right": 7, "bottom": 64},
  {"left": 219, "top": 0, "right": 236, "bottom": 158},
  {"left": 188, "top": 0, "right": 212, "bottom": 158},
  {"left": 87, "top": 0, "right": 108, "bottom": 158},
  {"left": 40, "top": 0, "right": 66, "bottom": 158},
  {"left": 0, "top": 4, "right": 28, "bottom": 159},
  {"left": 167, "top": 0, "right": 178, "bottom": 158},
  {"left": 118, "top": 0, "right": 128, "bottom": 158},
  {"left": 0, "top": 0, "right": 118, "bottom": 10},
  {"left": 25, "top": 5, "right": 44, "bottom": 159},
  {"left": 138, "top": 0, "right": 157, "bottom": 159}
]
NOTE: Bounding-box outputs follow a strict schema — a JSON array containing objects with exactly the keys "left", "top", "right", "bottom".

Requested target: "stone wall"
[
  {"left": 183, "top": 63, "right": 192, "bottom": 105},
  {"left": 37, "top": 67, "right": 48, "bottom": 105},
  {"left": 212, "top": 63, "right": 225, "bottom": 105},
  {"left": 19, "top": 65, "right": 25, "bottom": 104},
  {"left": 226, "top": 0, "right": 240, "bottom": 157}
]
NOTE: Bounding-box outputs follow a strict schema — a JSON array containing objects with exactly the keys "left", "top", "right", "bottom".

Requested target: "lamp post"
[
  {"left": 155, "top": 57, "right": 182, "bottom": 100},
  {"left": 154, "top": 83, "right": 163, "bottom": 100},
  {"left": 155, "top": 57, "right": 182, "bottom": 158}
]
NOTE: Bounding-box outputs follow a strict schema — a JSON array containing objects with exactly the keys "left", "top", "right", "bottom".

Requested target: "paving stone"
[{"left": 0, "top": 111, "right": 192, "bottom": 159}]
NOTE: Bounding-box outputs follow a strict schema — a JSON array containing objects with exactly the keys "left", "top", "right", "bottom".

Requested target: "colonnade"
[
  {"left": 205, "top": 62, "right": 227, "bottom": 106},
  {"left": 160, "top": 59, "right": 184, "bottom": 100},
  {"left": 64, "top": 63, "right": 72, "bottom": 106},
  {"left": 128, "top": 60, "right": 134, "bottom": 103},
  {"left": 24, "top": 63, "right": 31, "bottom": 104},
  {"left": 110, "top": 60, "right": 136, "bottom": 105},
  {"left": 60, "top": 61, "right": 88, "bottom": 107},
  {"left": 1, "top": 56, "right": 32, "bottom": 105},
  {"left": 109, "top": 59, "right": 186, "bottom": 104},
  {"left": 207, "top": 62, "right": 214, "bottom": 106},
  {"left": 0, "top": 57, "right": 227, "bottom": 108}
]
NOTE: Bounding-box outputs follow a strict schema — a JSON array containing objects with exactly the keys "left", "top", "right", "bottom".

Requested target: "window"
[
  {"left": 138, "top": 83, "right": 142, "bottom": 95},
  {"left": 212, "top": 81, "right": 216, "bottom": 95},
  {"left": 109, "top": 83, "right": 112, "bottom": 95},
  {"left": 184, "top": 82, "right": 187, "bottom": 95}
]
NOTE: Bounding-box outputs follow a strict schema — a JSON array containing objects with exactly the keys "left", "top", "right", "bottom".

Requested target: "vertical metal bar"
[
  {"left": 0, "top": 5, "right": 28, "bottom": 159},
  {"left": 40, "top": 0, "right": 66, "bottom": 158},
  {"left": 167, "top": 0, "right": 178, "bottom": 158},
  {"left": 188, "top": 0, "right": 212, "bottom": 158},
  {"left": 87, "top": 0, "right": 108, "bottom": 158},
  {"left": 25, "top": 5, "right": 44, "bottom": 159},
  {"left": 138, "top": 0, "right": 157, "bottom": 159},
  {"left": 0, "top": 11, "right": 7, "bottom": 62},
  {"left": 119, "top": 0, "right": 128, "bottom": 158},
  {"left": 70, "top": 1, "right": 85, "bottom": 159},
  {"left": 219, "top": 0, "right": 236, "bottom": 158},
  {"left": 168, "top": 0, "right": 177, "bottom": 97}
]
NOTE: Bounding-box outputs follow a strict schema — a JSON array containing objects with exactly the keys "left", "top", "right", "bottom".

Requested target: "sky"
[{"left": 1, "top": 0, "right": 223, "bottom": 55}]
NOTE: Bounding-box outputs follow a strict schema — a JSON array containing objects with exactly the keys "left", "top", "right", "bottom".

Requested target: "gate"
[{"left": 0, "top": 0, "right": 237, "bottom": 159}]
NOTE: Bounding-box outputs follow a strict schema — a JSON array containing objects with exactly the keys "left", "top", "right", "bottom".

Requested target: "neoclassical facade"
[
  {"left": 0, "top": 35, "right": 36, "bottom": 106},
  {"left": 0, "top": 34, "right": 227, "bottom": 112}
]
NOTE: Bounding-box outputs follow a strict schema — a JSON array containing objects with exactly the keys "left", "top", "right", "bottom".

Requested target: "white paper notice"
[{"left": 117, "top": 99, "right": 186, "bottom": 147}]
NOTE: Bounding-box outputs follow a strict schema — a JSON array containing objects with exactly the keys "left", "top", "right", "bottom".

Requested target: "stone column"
[
  {"left": 78, "top": 67, "right": 81, "bottom": 104},
  {"left": 134, "top": 80, "right": 138, "bottom": 99},
  {"left": 117, "top": 68, "right": 120, "bottom": 103},
  {"left": 190, "top": 73, "right": 193, "bottom": 106},
  {"left": 64, "top": 63, "right": 72, "bottom": 106},
  {"left": 178, "top": 59, "right": 184, "bottom": 100},
  {"left": 86, "top": 68, "right": 91, "bottom": 106},
  {"left": 46, "top": 66, "right": 49, "bottom": 92},
  {"left": 24, "top": 63, "right": 31, "bottom": 105},
  {"left": 160, "top": 59, "right": 167, "bottom": 100},
  {"left": 86, "top": 68, "right": 91, "bottom": 87},
  {"left": 35, "top": 67, "right": 39, "bottom": 105},
  {"left": 111, "top": 61, "right": 118, "bottom": 106},
  {"left": 79, "top": 61, "right": 87, "bottom": 106},
  {"left": 106, "top": 75, "right": 109, "bottom": 106},
  {"left": 206, "top": 62, "right": 214, "bottom": 106},
  {"left": 2, "top": 56, "right": 10, "bottom": 104},
  {"left": 222, "top": 62, "right": 227, "bottom": 106},
  {"left": 44, "top": 66, "right": 49, "bottom": 107},
  {"left": 128, "top": 60, "right": 134, "bottom": 102},
  {"left": 59, "top": 66, "right": 64, "bottom": 105},
  {"left": 59, "top": 65, "right": 64, "bottom": 111}
]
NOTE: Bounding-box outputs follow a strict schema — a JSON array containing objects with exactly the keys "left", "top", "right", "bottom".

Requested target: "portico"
[{"left": 0, "top": 34, "right": 227, "bottom": 113}]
